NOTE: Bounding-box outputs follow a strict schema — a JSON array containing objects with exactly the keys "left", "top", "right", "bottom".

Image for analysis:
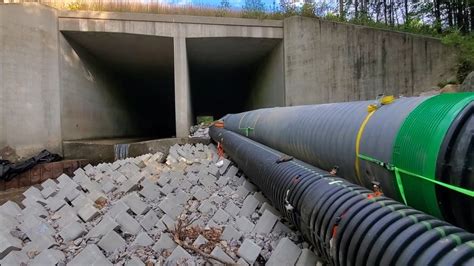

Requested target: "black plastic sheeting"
[
  {"left": 210, "top": 126, "right": 474, "bottom": 265},
  {"left": 0, "top": 150, "right": 62, "bottom": 181}
]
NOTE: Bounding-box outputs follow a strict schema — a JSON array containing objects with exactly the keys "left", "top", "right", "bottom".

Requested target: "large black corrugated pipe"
[
  {"left": 210, "top": 126, "right": 474, "bottom": 265},
  {"left": 221, "top": 93, "right": 474, "bottom": 231}
]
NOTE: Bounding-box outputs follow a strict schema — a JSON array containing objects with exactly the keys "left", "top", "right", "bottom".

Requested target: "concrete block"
[
  {"left": 139, "top": 183, "right": 161, "bottom": 200},
  {"left": 125, "top": 256, "right": 145, "bottom": 266},
  {"left": 165, "top": 246, "right": 194, "bottom": 265},
  {"left": 193, "top": 188, "right": 210, "bottom": 201},
  {"left": 0, "top": 232, "right": 22, "bottom": 259},
  {"left": 154, "top": 219, "right": 167, "bottom": 231},
  {"left": 59, "top": 221, "right": 85, "bottom": 242},
  {"left": 41, "top": 186, "right": 57, "bottom": 198},
  {"left": 23, "top": 186, "right": 43, "bottom": 200},
  {"left": 207, "top": 219, "right": 221, "bottom": 229},
  {"left": 296, "top": 248, "right": 319, "bottom": 266},
  {"left": 0, "top": 251, "right": 29, "bottom": 266},
  {"left": 222, "top": 186, "right": 234, "bottom": 196},
  {"left": 86, "top": 215, "right": 119, "bottom": 239},
  {"left": 235, "top": 186, "right": 250, "bottom": 199},
  {"left": 272, "top": 221, "right": 292, "bottom": 234},
  {"left": 152, "top": 233, "right": 177, "bottom": 253},
  {"left": 211, "top": 209, "right": 230, "bottom": 224},
  {"left": 217, "top": 159, "right": 231, "bottom": 175},
  {"left": 140, "top": 210, "right": 160, "bottom": 231},
  {"left": 101, "top": 178, "right": 117, "bottom": 194},
  {"left": 253, "top": 210, "right": 279, "bottom": 234},
  {"left": 73, "top": 168, "right": 86, "bottom": 176},
  {"left": 198, "top": 200, "right": 216, "bottom": 215},
  {"left": 123, "top": 192, "right": 150, "bottom": 215},
  {"left": 41, "top": 179, "right": 57, "bottom": 190},
  {"left": 131, "top": 232, "right": 153, "bottom": 247},
  {"left": 57, "top": 174, "right": 75, "bottom": 188},
  {"left": 116, "top": 211, "right": 141, "bottom": 235},
  {"left": 237, "top": 258, "right": 250, "bottom": 265},
  {"left": 0, "top": 201, "right": 22, "bottom": 217},
  {"left": 239, "top": 195, "right": 259, "bottom": 217},
  {"left": 0, "top": 216, "right": 18, "bottom": 236},
  {"left": 22, "top": 234, "right": 56, "bottom": 255},
  {"left": 160, "top": 184, "right": 175, "bottom": 195},
  {"left": 19, "top": 215, "right": 55, "bottom": 241},
  {"left": 237, "top": 239, "right": 261, "bottom": 265},
  {"left": 209, "top": 194, "right": 224, "bottom": 205},
  {"left": 221, "top": 225, "right": 242, "bottom": 241},
  {"left": 235, "top": 216, "right": 255, "bottom": 233},
  {"left": 21, "top": 203, "right": 48, "bottom": 219},
  {"left": 118, "top": 176, "right": 143, "bottom": 193},
  {"left": 234, "top": 175, "right": 245, "bottom": 186},
  {"left": 187, "top": 173, "right": 199, "bottom": 185},
  {"left": 199, "top": 174, "right": 217, "bottom": 190},
  {"left": 226, "top": 166, "right": 239, "bottom": 178},
  {"left": 211, "top": 246, "right": 235, "bottom": 264},
  {"left": 192, "top": 235, "right": 208, "bottom": 248},
  {"left": 97, "top": 230, "right": 126, "bottom": 253},
  {"left": 266, "top": 237, "right": 302, "bottom": 266},
  {"left": 179, "top": 179, "right": 193, "bottom": 192},
  {"left": 29, "top": 249, "right": 65, "bottom": 266},
  {"left": 56, "top": 205, "right": 80, "bottom": 228},
  {"left": 157, "top": 173, "right": 171, "bottom": 187},
  {"left": 77, "top": 203, "right": 100, "bottom": 222},
  {"left": 207, "top": 164, "right": 219, "bottom": 177},
  {"left": 254, "top": 192, "right": 268, "bottom": 205},
  {"left": 160, "top": 214, "right": 176, "bottom": 231},
  {"left": 216, "top": 176, "right": 230, "bottom": 187},
  {"left": 71, "top": 193, "right": 89, "bottom": 209},
  {"left": 86, "top": 189, "right": 107, "bottom": 203},
  {"left": 224, "top": 202, "right": 240, "bottom": 217},
  {"left": 174, "top": 189, "right": 191, "bottom": 205},
  {"left": 68, "top": 244, "right": 113, "bottom": 266},
  {"left": 110, "top": 171, "right": 127, "bottom": 184},
  {"left": 107, "top": 201, "right": 130, "bottom": 219},
  {"left": 46, "top": 197, "right": 67, "bottom": 212},
  {"left": 259, "top": 202, "right": 279, "bottom": 216},
  {"left": 158, "top": 198, "right": 184, "bottom": 219},
  {"left": 243, "top": 180, "right": 258, "bottom": 192}
]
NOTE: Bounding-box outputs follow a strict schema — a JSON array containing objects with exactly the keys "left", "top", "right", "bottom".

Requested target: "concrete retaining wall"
[
  {"left": 0, "top": 4, "right": 61, "bottom": 159},
  {"left": 284, "top": 16, "right": 458, "bottom": 105}
]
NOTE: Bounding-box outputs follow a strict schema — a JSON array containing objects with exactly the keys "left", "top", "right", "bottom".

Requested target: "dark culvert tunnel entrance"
[
  {"left": 61, "top": 32, "right": 176, "bottom": 140},
  {"left": 187, "top": 38, "right": 284, "bottom": 122}
]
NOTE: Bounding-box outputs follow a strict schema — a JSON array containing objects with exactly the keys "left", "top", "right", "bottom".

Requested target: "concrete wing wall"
[
  {"left": 0, "top": 3, "right": 61, "bottom": 159},
  {"left": 284, "top": 16, "right": 458, "bottom": 105}
]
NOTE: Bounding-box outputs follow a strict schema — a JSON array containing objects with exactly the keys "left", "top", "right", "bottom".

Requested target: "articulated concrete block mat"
[{"left": 0, "top": 143, "right": 320, "bottom": 265}]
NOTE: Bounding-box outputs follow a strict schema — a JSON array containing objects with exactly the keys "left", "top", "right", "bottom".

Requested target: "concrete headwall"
[
  {"left": 284, "top": 16, "right": 458, "bottom": 105},
  {"left": 248, "top": 41, "right": 285, "bottom": 108},
  {"left": 0, "top": 4, "right": 61, "bottom": 159}
]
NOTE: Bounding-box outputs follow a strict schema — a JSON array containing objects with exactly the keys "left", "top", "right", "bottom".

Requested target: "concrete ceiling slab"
[
  {"left": 186, "top": 37, "right": 281, "bottom": 70},
  {"left": 62, "top": 31, "right": 174, "bottom": 76}
]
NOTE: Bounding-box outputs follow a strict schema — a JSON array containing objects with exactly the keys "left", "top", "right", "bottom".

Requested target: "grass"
[{"left": 10, "top": 0, "right": 279, "bottom": 19}]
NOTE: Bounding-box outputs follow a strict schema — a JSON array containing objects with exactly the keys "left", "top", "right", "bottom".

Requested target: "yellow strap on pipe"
[{"left": 354, "top": 95, "right": 394, "bottom": 184}]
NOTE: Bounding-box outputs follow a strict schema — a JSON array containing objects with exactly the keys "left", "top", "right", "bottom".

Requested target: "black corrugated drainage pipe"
[
  {"left": 221, "top": 93, "right": 474, "bottom": 231},
  {"left": 210, "top": 126, "right": 474, "bottom": 265}
]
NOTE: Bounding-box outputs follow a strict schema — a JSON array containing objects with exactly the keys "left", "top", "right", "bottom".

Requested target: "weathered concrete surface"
[
  {"left": 284, "top": 16, "right": 458, "bottom": 105},
  {"left": 63, "top": 137, "right": 209, "bottom": 164},
  {"left": 0, "top": 3, "right": 61, "bottom": 159},
  {"left": 58, "top": 11, "right": 283, "bottom": 39},
  {"left": 59, "top": 34, "right": 139, "bottom": 140},
  {"left": 247, "top": 41, "right": 285, "bottom": 108}
]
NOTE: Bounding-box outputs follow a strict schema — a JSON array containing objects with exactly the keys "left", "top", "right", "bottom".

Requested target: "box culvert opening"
[
  {"left": 61, "top": 32, "right": 175, "bottom": 140},
  {"left": 187, "top": 38, "right": 284, "bottom": 121}
]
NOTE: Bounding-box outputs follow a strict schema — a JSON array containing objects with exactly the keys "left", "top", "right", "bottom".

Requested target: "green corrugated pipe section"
[{"left": 392, "top": 93, "right": 474, "bottom": 219}]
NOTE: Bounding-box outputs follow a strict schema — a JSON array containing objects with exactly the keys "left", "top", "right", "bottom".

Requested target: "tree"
[{"left": 242, "top": 0, "right": 266, "bottom": 17}]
